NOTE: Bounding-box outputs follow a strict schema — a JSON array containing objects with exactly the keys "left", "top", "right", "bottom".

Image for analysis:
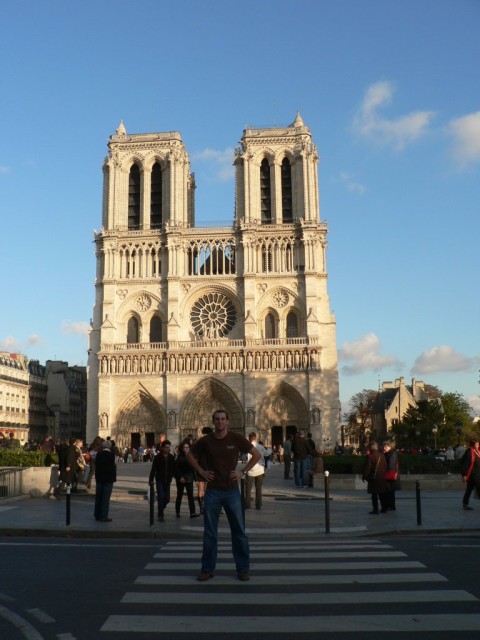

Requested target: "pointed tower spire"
[
  {"left": 116, "top": 120, "right": 126, "bottom": 136},
  {"left": 292, "top": 111, "right": 304, "bottom": 127}
]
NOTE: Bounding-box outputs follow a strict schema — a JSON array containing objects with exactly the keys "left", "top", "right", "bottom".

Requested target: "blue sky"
[{"left": 1, "top": 0, "right": 479, "bottom": 414}]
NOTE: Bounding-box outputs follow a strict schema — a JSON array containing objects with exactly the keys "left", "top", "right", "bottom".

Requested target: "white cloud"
[
  {"left": 412, "top": 345, "right": 479, "bottom": 374},
  {"left": 339, "top": 333, "right": 399, "bottom": 375},
  {"left": 353, "top": 81, "right": 435, "bottom": 150},
  {"left": 0, "top": 336, "right": 22, "bottom": 352},
  {"left": 27, "top": 334, "right": 44, "bottom": 346},
  {"left": 447, "top": 111, "right": 480, "bottom": 167},
  {"left": 0, "top": 165, "right": 9, "bottom": 174},
  {"left": 61, "top": 321, "right": 90, "bottom": 337},
  {"left": 192, "top": 147, "right": 235, "bottom": 182},
  {"left": 468, "top": 395, "right": 480, "bottom": 416},
  {"left": 339, "top": 172, "right": 366, "bottom": 194}
]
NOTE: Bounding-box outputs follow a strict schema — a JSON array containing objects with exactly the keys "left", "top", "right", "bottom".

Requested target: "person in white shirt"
[{"left": 245, "top": 432, "right": 267, "bottom": 510}]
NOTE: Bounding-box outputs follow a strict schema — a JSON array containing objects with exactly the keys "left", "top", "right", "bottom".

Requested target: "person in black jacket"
[
  {"left": 174, "top": 441, "right": 198, "bottom": 518},
  {"left": 461, "top": 439, "right": 480, "bottom": 510},
  {"left": 149, "top": 440, "right": 175, "bottom": 521},
  {"left": 383, "top": 441, "right": 401, "bottom": 511},
  {"left": 94, "top": 440, "right": 117, "bottom": 522},
  {"left": 291, "top": 431, "right": 313, "bottom": 488}
]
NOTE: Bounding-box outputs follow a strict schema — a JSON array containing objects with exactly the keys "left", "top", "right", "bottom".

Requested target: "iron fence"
[{"left": 0, "top": 468, "right": 24, "bottom": 500}]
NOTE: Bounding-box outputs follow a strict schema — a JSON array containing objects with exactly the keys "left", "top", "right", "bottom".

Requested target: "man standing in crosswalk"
[{"left": 187, "top": 409, "right": 261, "bottom": 582}]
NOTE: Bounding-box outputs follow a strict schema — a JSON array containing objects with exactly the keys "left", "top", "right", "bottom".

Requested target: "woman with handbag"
[
  {"left": 362, "top": 441, "right": 387, "bottom": 514},
  {"left": 174, "top": 441, "right": 199, "bottom": 518},
  {"left": 383, "top": 441, "right": 401, "bottom": 511}
]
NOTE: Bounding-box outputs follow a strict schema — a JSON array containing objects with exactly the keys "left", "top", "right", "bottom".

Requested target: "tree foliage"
[
  {"left": 343, "top": 389, "right": 377, "bottom": 450},
  {"left": 391, "top": 390, "right": 476, "bottom": 449}
]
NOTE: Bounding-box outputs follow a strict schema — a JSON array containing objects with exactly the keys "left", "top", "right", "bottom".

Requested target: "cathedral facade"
[{"left": 86, "top": 114, "right": 340, "bottom": 450}]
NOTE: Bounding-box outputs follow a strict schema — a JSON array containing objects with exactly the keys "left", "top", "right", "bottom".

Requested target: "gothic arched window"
[
  {"left": 260, "top": 158, "right": 272, "bottom": 224},
  {"left": 286, "top": 311, "right": 298, "bottom": 339},
  {"left": 265, "top": 313, "right": 276, "bottom": 339},
  {"left": 150, "top": 163, "right": 162, "bottom": 229},
  {"left": 150, "top": 315, "right": 162, "bottom": 343},
  {"left": 127, "top": 316, "right": 139, "bottom": 344},
  {"left": 281, "top": 157, "right": 293, "bottom": 223},
  {"left": 128, "top": 164, "right": 141, "bottom": 230}
]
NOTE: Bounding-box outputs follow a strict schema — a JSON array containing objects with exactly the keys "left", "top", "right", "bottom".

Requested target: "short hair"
[
  {"left": 212, "top": 409, "right": 229, "bottom": 421},
  {"left": 248, "top": 432, "right": 257, "bottom": 440},
  {"left": 160, "top": 440, "right": 171, "bottom": 448},
  {"left": 201, "top": 426, "right": 213, "bottom": 435}
]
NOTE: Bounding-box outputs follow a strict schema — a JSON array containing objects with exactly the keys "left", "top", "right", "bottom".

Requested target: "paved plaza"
[{"left": 0, "top": 461, "right": 479, "bottom": 539}]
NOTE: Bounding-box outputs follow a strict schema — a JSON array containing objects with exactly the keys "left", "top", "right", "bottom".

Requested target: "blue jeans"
[
  {"left": 94, "top": 482, "right": 113, "bottom": 520},
  {"left": 156, "top": 481, "right": 171, "bottom": 515},
  {"left": 201, "top": 487, "right": 250, "bottom": 574},
  {"left": 294, "top": 459, "right": 307, "bottom": 487}
]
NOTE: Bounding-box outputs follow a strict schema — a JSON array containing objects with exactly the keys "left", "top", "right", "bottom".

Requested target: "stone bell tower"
[{"left": 87, "top": 115, "right": 341, "bottom": 452}]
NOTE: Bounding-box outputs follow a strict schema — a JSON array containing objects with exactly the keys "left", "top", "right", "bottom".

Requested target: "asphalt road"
[{"left": 1, "top": 534, "right": 480, "bottom": 640}]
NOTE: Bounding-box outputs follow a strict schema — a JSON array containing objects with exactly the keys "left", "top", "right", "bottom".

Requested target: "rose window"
[{"left": 190, "top": 293, "right": 236, "bottom": 339}]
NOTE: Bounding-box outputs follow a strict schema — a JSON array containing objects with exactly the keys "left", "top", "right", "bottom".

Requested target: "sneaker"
[
  {"left": 197, "top": 571, "right": 214, "bottom": 582},
  {"left": 463, "top": 504, "right": 474, "bottom": 511},
  {"left": 237, "top": 572, "right": 250, "bottom": 581}
]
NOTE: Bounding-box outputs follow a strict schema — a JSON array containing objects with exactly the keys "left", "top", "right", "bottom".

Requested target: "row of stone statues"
[{"left": 100, "top": 349, "right": 319, "bottom": 375}]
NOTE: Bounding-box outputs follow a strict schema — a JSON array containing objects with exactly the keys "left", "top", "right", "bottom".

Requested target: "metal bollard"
[
  {"left": 240, "top": 477, "right": 246, "bottom": 524},
  {"left": 324, "top": 470, "right": 330, "bottom": 534},
  {"left": 416, "top": 480, "right": 422, "bottom": 526},
  {"left": 149, "top": 484, "right": 155, "bottom": 526},
  {"left": 66, "top": 484, "right": 71, "bottom": 526}
]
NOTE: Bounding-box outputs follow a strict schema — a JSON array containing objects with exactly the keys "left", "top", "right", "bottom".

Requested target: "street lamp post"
[
  {"left": 415, "top": 426, "right": 421, "bottom": 451},
  {"left": 455, "top": 422, "right": 462, "bottom": 446},
  {"left": 432, "top": 425, "right": 438, "bottom": 450}
]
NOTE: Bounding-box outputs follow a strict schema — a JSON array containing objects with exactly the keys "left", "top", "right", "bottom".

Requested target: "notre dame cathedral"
[{"left": 86, "top": 114, "right": 340, "bottom": 450}]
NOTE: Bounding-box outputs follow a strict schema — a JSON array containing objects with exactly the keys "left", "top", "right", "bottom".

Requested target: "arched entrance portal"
[
  {"left": 179, "top": 377, "right": 244, "bottom": 442},
  {"left": 113, "top": 385, "right": 166, "bottom": 449},
  {"left": 258, "top": 382, "right": 308, "bottom": 444}
]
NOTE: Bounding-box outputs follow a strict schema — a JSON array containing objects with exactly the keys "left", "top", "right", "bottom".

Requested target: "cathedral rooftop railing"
[
  {"left": 101, "top": 336, "right": 318, "bottom": 352},
  {"left": 98, "top": 341, "right": 320, "bottom": 376}
]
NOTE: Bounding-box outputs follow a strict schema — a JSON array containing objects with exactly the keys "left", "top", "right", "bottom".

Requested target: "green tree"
[
  {"left": 440, "top": 391, "right": 476, "bottom": 445},
  {"left": 343, "top": 389, "right": 377, "bottom": 450},
  {"left": 391, "top": 400, "right": 444, "bottom": 450}
]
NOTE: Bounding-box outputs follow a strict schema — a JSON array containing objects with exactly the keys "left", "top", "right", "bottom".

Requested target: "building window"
[
  {"left": 190, "top": 293, "right": 236, "bottom": 339},
  {"left": 260, "top": 158, "right": 272, "bottom": 224},
  {"left": 150, "top": 163, "right": 162, "bottom": 229},
  {"left": 150, "top": 316, "right": 162, "bottom": 343},
  {"left": 265, "top": 313, "right": 276, "bottom": 339},
  {"left": 286, "top": 311, "right": 298, "bottom": 338},
  {"left": 128, "top": 164, "right": 141, "bottom": 230},
  {"left": 127, "top": 317, "right": 139, "bottom": 344},
  {"left": 281, "top": 157, "right": 293, "bottom": 223}
]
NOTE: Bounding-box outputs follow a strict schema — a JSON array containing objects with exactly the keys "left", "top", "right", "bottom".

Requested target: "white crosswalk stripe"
[{"left": 101, "top": 537, "right": 480, "bottom": 635}]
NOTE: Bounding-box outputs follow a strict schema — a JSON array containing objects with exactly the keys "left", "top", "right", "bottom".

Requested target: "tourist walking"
[
  {"left": 461, "top": 439, "right": 480, "bottom": 510},
  {"left": 362, "top": 442, "right": 387, "bottom": 514},
  {"left": 383, "top": 441, "right": 400, "bottom": 511},
  {"left": 291, "top": 431, "right": 312, "bottom": 488},
  {"left": 245, "top": 432, "right": 267, "bottom": 510},
  {"left": 94, "top": 440, "right": 117, "bottom": 522},
  {"left": 174, "top": 441, "right": 198, "bottom": 518},
  {"left": 282, "top": 434, "right": 293, "bottom": 479},
  {"left": 149, "top": 440, "right": 175, "bottom": 521},
  {"left": 186, "top": 410, "right": 260, "bottom": 582}
]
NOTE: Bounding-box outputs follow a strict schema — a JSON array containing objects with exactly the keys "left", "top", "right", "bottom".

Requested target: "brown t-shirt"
[{"left": 191, "top": 431, "right": 252, "bottom": 491}]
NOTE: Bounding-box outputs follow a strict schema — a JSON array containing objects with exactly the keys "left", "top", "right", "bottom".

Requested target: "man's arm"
[
  {"left": 231, "top": 445, "right": 261, "bottom": 481},
  {"left": 186, "top": 450, "right": 213, "bottom": 482}
]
